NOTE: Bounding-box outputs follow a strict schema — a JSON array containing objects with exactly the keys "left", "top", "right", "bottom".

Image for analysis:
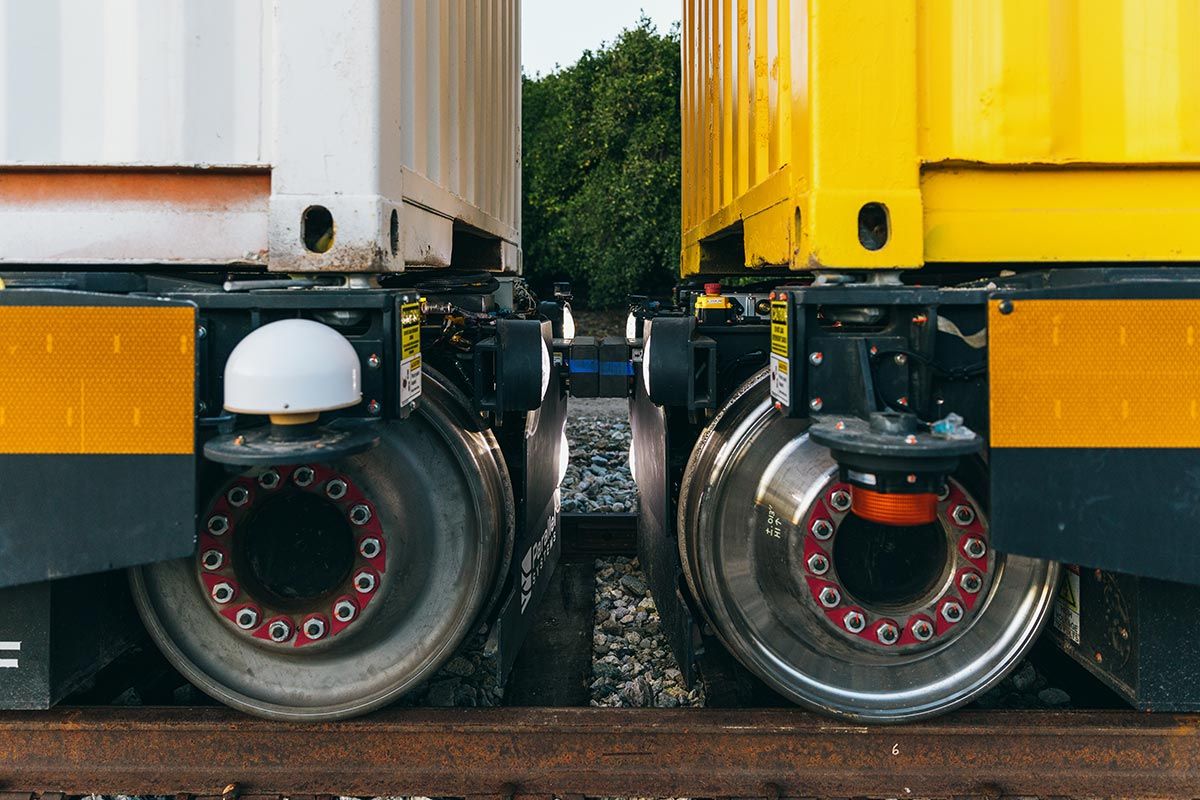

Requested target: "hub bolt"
[
  {"left": 952, "top": 504, "right": 976, "bottom": 526},
  {"left": 235, "top": 607, "right": 260, "bottom": 630},
  {"left": 227, "top": 486, "right": 250, "bottom": 507},
  {"left": 334, "top": 599, "right": 358, "bottom": 623},
  {"left": 353, "top": 571, "right": 377, "bottom": 593},
  {"left": 960, "top": 571, "right": 984, "bottom": 594},
  {"left": 877, "top": 622, "right": 899, "bottom": 645},
  {"left": 811, "top": 519, "right": 834, "bottom": 540},
  {"left": 302, "top": 616, "right": 327, "bottom": 640},
  {"left": 941, "top": 601, "right": 964, "bottom": 624},
  {"left": 359, "top": 537, "right": 382, "bottom": 559},
  {"left": 293, "top": 466, "right": 315, "bottom": 487},
  {"left": 267, "top": 619, "right": 292, "bottom": 643},
  {"left": 809, "top": 397, "right": 823, "bottom": 412},
  {"left": 806, "top": 553, "right": 830, "bottom": 576},
  {"left": 349, "top": 504, "right": 373, "bottom": 526},
  {"left": 325, "top": 479, "right": 348, "bottom": 500},
  {"left": 911, "top": 619, "right": 934, "bottom": 642},
  {"left": 211, "top": 582, "right": 235, "bottom": 604},
  {"left": 818, "top": 586, "right": 842, "bottom": 608},
  {"left": 843, "top": 610, "right": 866, "bottom": 633},
  {"left": 829, "top": 489, "right": 852, "bottom": 512},
  {"left": 937, "top": 483, "right": 951, "bottom": 501},
  {"left": 894, "top": 353, "right": 908, "bottom": 366},
  {"left": 809, "top": 352, "right": 823, "bottom": 366},
  {"left": 201, "top": 549, "right": 224, "bottom": 571},
  {"left": 206, "top": 515, "right": 229, "bottom": 536},
  {"left": 963, "top": 537, "right": 987, "bottom": 559},
  {"left": 367, "top": 399, "right": 382, "bottom": 416},
  {"left": 258, "top": 470, "right": 281, "bottom": 490}
]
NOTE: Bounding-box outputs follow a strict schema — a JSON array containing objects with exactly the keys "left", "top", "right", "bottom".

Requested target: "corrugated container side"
[
  {"left": 0, "top": 0, "right": 520, "bottom": 273},
  {"left": 682, "top": 0, "right": 1200, "bottom": 276}
]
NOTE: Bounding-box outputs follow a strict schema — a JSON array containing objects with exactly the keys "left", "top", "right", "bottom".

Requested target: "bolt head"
[
  {"left": 951, "top": 504, "right": 976, "bottom": 526},
  {"left": 963, "top": 537, "right": 987, "bottom": 559},
  {"left": 211, "top": 582, "right": 235, "bottom": 604},
  {"left": 268, "top": 620, "right": 292, "bottom": 643},
  {"left": 806, "top": 553, "right": 830, "bottom": 576},
  {"left": 302, "top": 617, "right": 327, "bottom": 640},
  {"left": 349, "top": 504, "right": 372, "bottom": 526},
  {"left": 292, "top": 467, "right": 315, "bottom": 487},
  {"left": 359, "top": 537, "right": 382, "bottom": 559},
  {"left": 367, "top": 399, "right": 382, "bottom": 416},
  {"left": 201, "top": 549, "right": 224, "bottom": 571},
  {"left": 894, "top": 353, "right": 908, "bottom": 366},
  {"left": 235, "top": 608, "right": 259, "bottom": 630},
  {"left": 842, "top": 610, "right": 866, "bottom": 633},
  {"left": 809, "top": 352, "right": 823, "bottom": 366},
  {"left": 809, "top": 397, "right": 823, "bottom": 412},
  {"left": 877, "top": 622, "right": 899, "bottom": 645},
  {"left": 227, "top": 486, "right": 250, "bottom": 507},
  {"left": 904, "top": 434, "right": 918, "bottom": 445},
  {"left": 206, "top": 515, "right": 229, "bottom": 536},
  {"left": 937, "top": 483, "right": 951, "bottom": 501},
  {"left": 258, "top": 470, "right": 281, "bottom": 490},
  {"left": 367, "top": 353, "right": 382, "bottom": 369},
  {"left": 334, "top": 599, "right": 357, "bottom": 623},
  {"left": 941, "top": 601, "right": 964, "bottom": 623},
  {"left": 818, "top": 586, "right": 841, "bottom": 608},
  {"left": 960, "top": 571, "right": 984, "bottom": 594},
  {"left": 911, "top": 619, "right": 934, "bottom": 642},
  {"left": 829, "top": 489, "right": 852, "bottom": 512},
  {"left": 811, "top": 519, "right": 834, "bottom": 540},
  {"left": 325, "top": 479, "right": 348, "bottom": 500},
  {"left": 353, "top": 571, "right": 377, "bottom": 593}
]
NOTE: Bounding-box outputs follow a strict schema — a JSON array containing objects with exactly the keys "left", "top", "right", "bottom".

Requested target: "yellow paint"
[
  {"left": 990, "top": 299, "right": 1200, "bottom": 448},
  {"left": 682, "top": 0, "right": 1200, "bottom": 275},
  {"left": 0, "top": 306, "right": 195, "bottom": 454}
]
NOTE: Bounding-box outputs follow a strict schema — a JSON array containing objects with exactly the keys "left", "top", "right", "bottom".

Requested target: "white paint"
[{"left": 0, "top": 641, "right": 19, "bottom": 669}]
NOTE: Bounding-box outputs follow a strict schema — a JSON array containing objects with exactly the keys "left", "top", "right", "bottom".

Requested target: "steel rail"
[{"left": 0, "top": 706, "right": 1197, "bottom": 798}]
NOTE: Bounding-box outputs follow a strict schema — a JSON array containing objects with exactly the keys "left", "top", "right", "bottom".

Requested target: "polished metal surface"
[
  {"left": 131, "top": 370, "right": 514, "bottom": 720},
  {"left": 679, "top": 371, "right": 1060, "bottom": 722}
]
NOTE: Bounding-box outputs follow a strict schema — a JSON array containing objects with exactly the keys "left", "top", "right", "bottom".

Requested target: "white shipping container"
[{"left": 0, "top": 0, "right": 521, "bottom": 272}]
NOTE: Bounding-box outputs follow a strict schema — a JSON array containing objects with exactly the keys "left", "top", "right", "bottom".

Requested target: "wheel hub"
[{"left": 197, "top": 464, "right": 388, "bottom": 647}]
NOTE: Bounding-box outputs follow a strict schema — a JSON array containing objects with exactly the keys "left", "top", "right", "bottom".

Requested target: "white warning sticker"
[
  {"left": 0, "top": 641, "right": 20, "bottom": 669},
  {"left": 1053, "top": 565, "right": 1081, "bottom": 644},
  {"left": 400, "top": 353, "right": 422, "bottom": 407},
  {"left": 770, "top": 353, "right": 790, "bottom": 407}
]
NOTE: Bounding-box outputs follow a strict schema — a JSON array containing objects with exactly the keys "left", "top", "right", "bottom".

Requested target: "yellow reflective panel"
[
  {"left": 989, "top": 299, "right": 1200, "bottom": 448},
  {"left": 0, "top": 306, "right": 195, "bottom": 454}
]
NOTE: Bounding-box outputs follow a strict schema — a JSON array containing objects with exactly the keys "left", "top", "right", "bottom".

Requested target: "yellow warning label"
[
  {"left": 400, "top": 302, "right": 421, "bottom": 359},
  {"left": 770, "top": 300, "right": 789, "bottom": 357},
  {"left": 0, "top": 305, "right": 195, "bottom": 454}
]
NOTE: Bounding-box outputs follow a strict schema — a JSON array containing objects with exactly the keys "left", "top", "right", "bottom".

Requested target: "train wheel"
[
  {"left": 679, "top": 371, "right": 1059, "bottom": 722},
  {"left": 131, "top": 371, "right": 513, "bottom": 720}
]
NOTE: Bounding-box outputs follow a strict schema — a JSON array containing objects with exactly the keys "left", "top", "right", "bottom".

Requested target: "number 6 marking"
[{"left": 892, "top": 743, "right": 900, "bottom": 756}]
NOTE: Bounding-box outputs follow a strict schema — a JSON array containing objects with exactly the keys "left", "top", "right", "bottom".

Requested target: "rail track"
[{"left": 0, "top": 513, "right": 1197, "bottom": 799}]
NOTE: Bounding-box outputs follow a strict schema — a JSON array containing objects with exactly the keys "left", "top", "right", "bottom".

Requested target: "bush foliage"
[{"left": 523, "top": 18, "right": 681, "bottom": 309}]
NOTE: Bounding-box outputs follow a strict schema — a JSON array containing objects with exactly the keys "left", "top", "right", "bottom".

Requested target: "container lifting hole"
[
  {"left": 858, "top": 202, "right": 889, "bottom": 251},
  {"left": 302, "top": 206, "right": 336, "bottom": 254}
]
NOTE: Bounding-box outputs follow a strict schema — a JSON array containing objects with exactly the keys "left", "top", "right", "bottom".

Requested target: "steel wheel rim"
[
  {"left": 679, "top": 370, "right": 1060, "bottom": 722},
  {"left": 131, "top": 370, "right": 514, "bottom": 720}
]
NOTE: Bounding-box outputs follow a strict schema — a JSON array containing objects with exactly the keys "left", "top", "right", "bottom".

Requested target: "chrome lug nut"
[
  {"left": 877, "top": 622, "right": 899, "bottom": 645},
  {"left": 235, "top": 607, "right": 259, "bottom": 630},
  {"left": 325, "top": 479, "right": 348, "bottom": 500},
  {"left": 227, "top": 486, "right": 250, "bottom": 507},
  {"left": 349, "top": 504, "right": 372, "bottom": 526},
  {"left": 811, "top": 519, "right": 834, "bottom": 540},
  {"left": 292, "top": 466, "right": 315, "bottom": 487},
  {"left": 942, "top": 601, "right": 964, "bottom": 623},
  {"left": 842, "top": 609, "right": 866, "bottom": 633},
  {"left": 960, "top": 571, "right": 984, "bottom": 594},
  {"left": 201, "top": 549, "right": 224, "bottom": 571},
  {"left": 359, "top": 537, "right": 382, "bottom": 558},
  {"left": 951, "top": 504, "right": 976, "bottom": 526},
  {"left": 806, "top": 553, "right": 830, "bottom": 576},
  {"left": 818, "top": 586, "right": 842, "bottom": 608},
  {"left": 211, "top": 582, "right": 235, "bottom": 604},
  {"left": 829, "top": 489, "right": 852, "bottom": 512},
  {"left": 963, "top": 536, "right": 987, "bottom": 559},
  {"left": 206, "top": 514, "right": 229, "bottom": 536},
  {"left": 267, "top": 619, "right": 292, "bottom": 643},
  {"left": 353, "top": 571, "right": 377, "bottom": 593},
  {"left": 911, "top": 619, "right": 934, "bottom": 642},
  {"left": 333, "top": 599, "right": 358, "bottom": 623},
  {"left": 302, "top": 617, "right": 327, "bottom": 640},
  {"left": 258, "top": 470, "right": 281, "bottom": 490}
]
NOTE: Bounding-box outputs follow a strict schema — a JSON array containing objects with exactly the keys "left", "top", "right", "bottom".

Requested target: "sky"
[{"left": 521, "top": 1, "right": 681, "bottom": 77}]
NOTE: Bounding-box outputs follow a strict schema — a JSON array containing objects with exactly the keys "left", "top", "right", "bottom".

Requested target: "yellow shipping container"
[{"left": 682, "top": 0, "right": 1200, "bottom": 275}]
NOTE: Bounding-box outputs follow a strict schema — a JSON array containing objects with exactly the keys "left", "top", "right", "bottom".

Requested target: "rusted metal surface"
[{"left": 0, "top": 706, "right": 1196, "bottom": 798}]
